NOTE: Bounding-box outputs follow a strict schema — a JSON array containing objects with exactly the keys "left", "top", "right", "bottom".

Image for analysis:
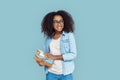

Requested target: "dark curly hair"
[{"left": 41, "top": 10, "right": 74, "bottom": 37}]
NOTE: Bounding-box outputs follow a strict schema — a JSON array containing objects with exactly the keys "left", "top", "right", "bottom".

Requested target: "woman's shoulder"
[
  {"left": 62, "top": 32, "right": 75, "bottom": 41},
  {"left": 63, "top": 31, "right": 74, "bottom": 36},
  {"left": 44, "top": 36, "right": 52, "bottom": 42}
]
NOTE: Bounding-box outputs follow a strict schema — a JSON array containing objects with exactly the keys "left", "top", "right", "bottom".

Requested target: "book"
[{"left": 35, "top": 50, "right": 53, "bottom": 68}]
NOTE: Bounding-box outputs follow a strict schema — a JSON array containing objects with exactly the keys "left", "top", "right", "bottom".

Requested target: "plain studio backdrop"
[{"left": 0, "top": 0, "right": 120, "bottom": 80}]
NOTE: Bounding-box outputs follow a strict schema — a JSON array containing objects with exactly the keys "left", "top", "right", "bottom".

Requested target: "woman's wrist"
[{"left": 53, "top": 55, "right": 63, "bottom": 60}]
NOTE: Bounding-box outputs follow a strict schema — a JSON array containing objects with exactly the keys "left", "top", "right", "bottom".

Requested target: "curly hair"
[{"left": 41, "top": 10, "right": 74, "bottom": 37}]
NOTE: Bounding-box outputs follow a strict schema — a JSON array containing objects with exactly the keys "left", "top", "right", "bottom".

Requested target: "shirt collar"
[{"left": 62, "top": 31, "right": 65, "bottom": 36}]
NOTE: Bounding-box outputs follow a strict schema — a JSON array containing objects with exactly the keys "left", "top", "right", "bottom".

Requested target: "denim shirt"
[{"left": 44, "top": 31, "right": 77, "bottom": 75}]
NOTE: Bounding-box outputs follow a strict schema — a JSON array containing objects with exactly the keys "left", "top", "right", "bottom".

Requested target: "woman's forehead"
[{"left": 53, "top": 15, "right": 63, "bottom": 20}]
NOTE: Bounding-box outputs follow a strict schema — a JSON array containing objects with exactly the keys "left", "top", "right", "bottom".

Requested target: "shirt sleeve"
[
  {"left": 43, "top": 37, "right": 50, "bottom": 53},
  {"left": 62, "top": 33, "right": 77, "bottom": 61}
]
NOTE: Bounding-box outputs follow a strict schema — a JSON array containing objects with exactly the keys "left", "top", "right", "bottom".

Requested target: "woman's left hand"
[{"left": 44, "top": 52, "right": 55, "bottom": 60}]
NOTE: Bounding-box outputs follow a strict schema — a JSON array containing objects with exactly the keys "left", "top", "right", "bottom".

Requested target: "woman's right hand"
[
  {"left": 38, "top": 59, "right": 46, "bottom": 66},
  {"left": 34, "top": 55, "right": 46, "bottom": 66}
]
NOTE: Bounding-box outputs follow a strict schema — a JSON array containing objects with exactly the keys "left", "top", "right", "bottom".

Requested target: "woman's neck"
[
  {"left": 53, "top": 31, "right": 62, "bottom": 39},
  {"left": 55, "top": 31, "right": 62, "bottom": 35}
]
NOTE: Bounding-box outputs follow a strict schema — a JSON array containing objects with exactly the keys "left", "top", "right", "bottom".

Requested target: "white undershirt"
[{"left": 48, "top": 37, "right": 63, "bottom": 74}]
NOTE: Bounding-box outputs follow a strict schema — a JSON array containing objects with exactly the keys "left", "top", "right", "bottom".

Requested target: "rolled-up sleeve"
[{"left": 62, "top": 33, "right": 77, "bottom": 61}]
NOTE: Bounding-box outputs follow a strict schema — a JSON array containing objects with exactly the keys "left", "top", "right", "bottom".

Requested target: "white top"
[{"left": 48, "top": 36, "right": 63, "bottom": 74}]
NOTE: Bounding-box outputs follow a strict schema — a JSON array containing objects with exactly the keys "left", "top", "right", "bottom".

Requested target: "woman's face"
[{"left": 53, "top": 15, "right": 64, "bottom": 33}]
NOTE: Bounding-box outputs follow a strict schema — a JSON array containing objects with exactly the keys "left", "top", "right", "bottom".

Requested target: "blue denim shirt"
[{"left": 44, "top": 31, "right": 77, "bottom": 75}]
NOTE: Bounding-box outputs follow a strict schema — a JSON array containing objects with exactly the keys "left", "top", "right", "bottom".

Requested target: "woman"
[{"left": 35, "top": 10, "right": 77, "bottom": 80}]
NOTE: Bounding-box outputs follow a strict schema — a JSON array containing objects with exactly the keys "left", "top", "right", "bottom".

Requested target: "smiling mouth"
[{"left": 57, "top": 26, "right": 63, "bottom": 29}]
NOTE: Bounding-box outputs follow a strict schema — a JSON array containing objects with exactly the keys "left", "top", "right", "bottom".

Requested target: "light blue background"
[{"left": 0, "top": 0, "right": 120, "bottom": 80}]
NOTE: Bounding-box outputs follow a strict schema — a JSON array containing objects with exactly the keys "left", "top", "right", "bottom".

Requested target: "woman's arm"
[{"left": 44, "top": 52, "right": 63, "bottom": 60}]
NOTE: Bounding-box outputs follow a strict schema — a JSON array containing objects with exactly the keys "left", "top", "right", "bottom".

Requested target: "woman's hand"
[
  {"left": 38, "top": 59, "right": 46, "bottom": 66},
  {"left": 44, "top": 52, "right": 55, "bottom": 60},
  {"left": 34, "top": 55, "right": 46, "bottom": 66}
]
